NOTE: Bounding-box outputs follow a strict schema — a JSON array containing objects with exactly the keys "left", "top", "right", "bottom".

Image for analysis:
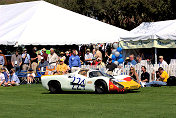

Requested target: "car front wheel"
[{"left": 95, "top": 80, "right": 108, "bottom": 94}]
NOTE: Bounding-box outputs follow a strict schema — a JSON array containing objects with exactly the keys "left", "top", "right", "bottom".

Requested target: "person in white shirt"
[
  {"left": 0, "top": 68, "right": 5, "bottom": 86},
  {"left": 27, "top": 68, "right": 36, "bottom": 84},
  {"left": 158, "top": 56, "right": 168, "bottom": 67},
  {"left": 85, "top": 49, "right": 93, "bottom": 65},
  {"left": 47, "top": 48, "right": 59, "bottom": 66}
]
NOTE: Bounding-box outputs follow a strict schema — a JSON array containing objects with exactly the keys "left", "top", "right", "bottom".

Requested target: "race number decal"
[{"left": 70, "top": 77, "right": 85, "bottom": 90}]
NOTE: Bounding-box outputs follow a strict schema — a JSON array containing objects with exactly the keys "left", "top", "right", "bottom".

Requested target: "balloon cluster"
[{"left": 111, "top": 43, "right": 124, "bottom": 65}]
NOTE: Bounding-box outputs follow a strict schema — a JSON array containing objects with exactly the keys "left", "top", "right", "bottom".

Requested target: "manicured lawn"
[{"left": 0, "top": 84, "right": 176, "bottom": 118}]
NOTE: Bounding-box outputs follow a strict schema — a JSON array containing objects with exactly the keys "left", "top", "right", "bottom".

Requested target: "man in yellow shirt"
[
  {"left": 145, "top": 67, "right": 169, "bottom": 87},
  {"left": 158, "top": 67, "right": 169, "bottom": 82},
  {"left": 56, "top": 59, "right": 68, "bottom": 75}
]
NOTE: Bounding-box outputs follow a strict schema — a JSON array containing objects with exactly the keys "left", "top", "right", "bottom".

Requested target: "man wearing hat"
[
  {"left": 60, "top": 52, "right": 66, "bottom": 61},
  {"left": 56, "top": 59, "right": 68, "bottom": 75},
  {"left": 159, "top": 56, "right": 168, "bottom": 67},
  {"left": 85, "top": 49, "right": 93, "bottom": 65},
  {"left": 42, "top": 48, "right": 48, "bottom": 61},
  {"left": 22, "top": 48, "right": 30, "bottom": 71},
  {"left": 11, "top": 50, "right": 22, "bottom": 74},
  {"left": 47, "top": 48, "right": 59, "bottom": 66}
]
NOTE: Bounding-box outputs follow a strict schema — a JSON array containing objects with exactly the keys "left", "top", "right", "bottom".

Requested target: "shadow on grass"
[{"left": 41, "top": 90, "right": 140, "bottom": 95}]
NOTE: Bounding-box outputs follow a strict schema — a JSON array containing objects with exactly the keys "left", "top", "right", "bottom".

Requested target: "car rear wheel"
[
  {"left": 48, "top": 81, "right": 62, "bottom": 94},
  {"left": 95, "top": 80, "right": 108, "bottom": 94}
]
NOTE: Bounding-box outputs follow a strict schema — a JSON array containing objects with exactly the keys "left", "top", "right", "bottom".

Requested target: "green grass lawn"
[{"left": 0, "top": 84, "right": 176, "bottom": 118}]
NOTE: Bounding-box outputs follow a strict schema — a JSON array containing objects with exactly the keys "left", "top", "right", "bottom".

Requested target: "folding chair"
[
  {"left": 17, "top": 70, "right": 27, "bottom": 84},
  {"left": 45, "top": 66, "right": 56, "bottom": 75}
]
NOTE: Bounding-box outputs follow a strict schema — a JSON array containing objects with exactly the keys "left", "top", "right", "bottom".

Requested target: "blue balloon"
[
  {"left": 112, "top": 54, "right": 116, "bottom": 60},
  {"left": 117, "top": 47, "right": 122, "bottom": 52},
  {"left": 112, "top": 60, "right": 115, "bottom": 63},
  {"left": 118, "top": 54, "right": 123, "bottom": 58},
  {"left": 118, "top": 58, "right": 124, "bottom": 64}
]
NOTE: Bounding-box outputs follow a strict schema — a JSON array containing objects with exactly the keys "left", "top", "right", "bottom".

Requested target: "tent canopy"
[
  {"left": 120, "top": 20, "right": 176, "bottom": 49},
  {"left": 0, "top": 1, "right": 129, "bottom": 45}
]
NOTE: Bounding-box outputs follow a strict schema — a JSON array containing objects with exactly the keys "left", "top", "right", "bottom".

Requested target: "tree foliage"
[{"left": 1, "top": 0, "right": 176, "bottom": 30}]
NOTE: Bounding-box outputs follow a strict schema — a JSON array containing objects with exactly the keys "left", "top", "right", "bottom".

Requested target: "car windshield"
[
  {"left": 89, "top": 71, "right": 104, "bottom": 78},
  {"left": 102, "top": 72, "right": 114, "bottom": 78}
]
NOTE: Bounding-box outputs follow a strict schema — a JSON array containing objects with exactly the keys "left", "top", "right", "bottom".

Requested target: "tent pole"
[{"left": 155, "top": 48, "right": 157, "bottom": 64}]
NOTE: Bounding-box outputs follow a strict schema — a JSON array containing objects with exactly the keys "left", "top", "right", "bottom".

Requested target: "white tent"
[
  {"left": 0, "top": 1, "right": 128, "bottom": 45},
  {"left": 121, "top": 19, "right": 176, "bottom": 41},
  {"left": 120, "top": 19, "right": 176, "bottom": 64}
]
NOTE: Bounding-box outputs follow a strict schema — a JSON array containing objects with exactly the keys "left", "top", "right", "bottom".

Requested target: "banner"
[{"left": 119, "top": 39, "right": 176, "bottom": 49}]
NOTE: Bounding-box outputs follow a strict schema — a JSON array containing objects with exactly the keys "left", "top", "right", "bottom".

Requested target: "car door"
[{"left": 69, "top": 74, "right": 87, "bottom": 91}]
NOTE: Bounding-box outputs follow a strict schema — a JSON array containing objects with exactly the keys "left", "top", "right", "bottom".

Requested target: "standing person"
[
  {"left": 30, "top": 47, "right": 38, "bottom": 74},
  {"left": 0, "top": 50, "right": 6, "bottom": 67},
  {"left": 47, "top": 48, "right": 59, "bottom": 66},
  {"left": 37, "top": 51, "right": 42, "bottom": 63},
  {"left": 129, "top": 66, "right": 139, "bottom": 82},
  {"left": 69, "top": 49, "right": 81, "bottom": 73},
  {"left": 22, "top": 49, "right": 30, "bottom": 71},
  {"left": 94, "top": 46, "right": 102, "bottom": 60},
  {"left": 140, "top": 66, "right": 150, "bottom": 87},
  {"left": 158, "top": 56, "right": 168, "bottom": 66},
  {"left": 64, "top": 51, "right": 70, "bottom": 65},
  {"left": 84, "top": 49, "right": 93, "bottom": 65},
  {"left": 0, "top": 52, "right": 5, "bottom": 69},
  {"left": 128, "top": 54, "right": 137, "bottom": 65},
  {"left": 60, "top": 52, "right": 66, "bottom": 61},
  {"left": 11, "top": 50, "right": 22, "bottom": 74},
  {"left": 41, "top": 48, "right": 48, "bottom": 61}
]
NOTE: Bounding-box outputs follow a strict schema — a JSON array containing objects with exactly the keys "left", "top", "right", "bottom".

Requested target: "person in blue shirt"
[
  {"left": 22, "top": 49, "right": 31, "bottom": 71},
  {"left": 69, "top": 50, "right": 81, "bottom": 73},
  {"left": 128, "top": 54, "right": 137, "bottom": 65},
  {"left": 8, "top": 68, "right": 20, "bottom": 86}
]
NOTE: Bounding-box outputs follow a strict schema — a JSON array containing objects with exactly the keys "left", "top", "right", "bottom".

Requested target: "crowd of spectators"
[{"left": 0, "top": 45, "right": 170, "bottom": 87}]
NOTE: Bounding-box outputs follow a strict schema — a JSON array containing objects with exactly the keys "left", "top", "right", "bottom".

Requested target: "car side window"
[{"left": 78, "top": 70, "right": 88, "bottom": 77}]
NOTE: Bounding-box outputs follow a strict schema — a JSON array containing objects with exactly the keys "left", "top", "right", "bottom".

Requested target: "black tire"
[
  {"left": 95, "top": 80, "right": 108, "bottom": 94},
  {"left": 48, "top": 81, "right": 62, "bottom": 94}
]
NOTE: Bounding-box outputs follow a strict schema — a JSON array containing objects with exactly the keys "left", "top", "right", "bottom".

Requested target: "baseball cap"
[{"left": 60, "top": 59, "right": 64, "bottom": 62}]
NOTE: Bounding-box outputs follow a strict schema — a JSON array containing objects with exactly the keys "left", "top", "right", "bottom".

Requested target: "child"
[
  {"left": 9, "top": 68, "right": 20, "bottom": 86},
  {"left": 27, "top": 68, "right": 35, "bottom": 84}
]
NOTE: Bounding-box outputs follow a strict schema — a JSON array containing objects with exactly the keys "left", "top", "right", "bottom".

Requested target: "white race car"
[{"left": 41, "top": 68, "right": 139, "bottom": 94}]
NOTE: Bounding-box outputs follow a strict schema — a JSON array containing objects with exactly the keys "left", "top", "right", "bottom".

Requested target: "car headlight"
[{"left": 110, "top": 79, "right": 124, "bottom": 89}]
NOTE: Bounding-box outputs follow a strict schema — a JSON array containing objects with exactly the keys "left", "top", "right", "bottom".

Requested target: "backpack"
[{"left": 167, "top": 76, "right": 176, "bottom": 86}]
